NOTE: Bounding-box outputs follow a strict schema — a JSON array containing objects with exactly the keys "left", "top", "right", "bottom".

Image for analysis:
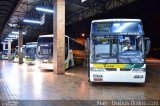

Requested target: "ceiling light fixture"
[
  {"left": 23, "top": 19, "right": 41, "bottom": 24},
  {"left": 36, "top": 7, "right": 54, "bottom": 13}
]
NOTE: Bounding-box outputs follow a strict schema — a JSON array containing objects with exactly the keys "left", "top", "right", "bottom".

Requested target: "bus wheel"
[
  {"left": 88, "top": 78, "right": 90, "bottom": 82},
  {"left": 90, "top": 82, "right": 95, "bottom": 86}
]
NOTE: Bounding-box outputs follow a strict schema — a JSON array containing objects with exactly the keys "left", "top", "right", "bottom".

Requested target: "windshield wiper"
[{"left": 103, "top": 57, "right": 112, "bottom": 68}]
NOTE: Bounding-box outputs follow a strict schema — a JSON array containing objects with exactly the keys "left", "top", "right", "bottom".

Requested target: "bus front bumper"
[
  {"left": 90, "top": 71, "right": 146, "bottom": 83},
  {"left": 25, "top": 61, "right": 36, "bottom": 65}
]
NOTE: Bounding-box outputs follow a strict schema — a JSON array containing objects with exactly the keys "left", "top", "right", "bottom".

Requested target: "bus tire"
[
  {"left": 88, "top": 78, "right": 90, "bottom": 82},
  {"left": 90, "top": 82, "right": 95, "bottom": 85}
]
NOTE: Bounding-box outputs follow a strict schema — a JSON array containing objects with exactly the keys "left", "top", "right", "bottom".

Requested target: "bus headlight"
[
  {"left": 43, "top": 59, "right": 48, "bottom": 63},
  {"left": 132, "top": 68, "right": 145, "bottom": 72},
  {"left": 91, "top": 67, "right": 105, "bottom": 72}
]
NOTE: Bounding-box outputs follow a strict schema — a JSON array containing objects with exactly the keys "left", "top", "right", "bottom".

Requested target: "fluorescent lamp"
[
  {"left": 23, "top": 19, "right": 41, "bottom": 24},
  {"left": 12, "top": 31, "right": 18, "bottom": 34},
  {"left": 36, "top": 7, "right": 54, "bottom": 13},
  {"left": 22, "top": 32, "right": 26, "bottom": 34},
  {"left": 4, "top": 39, "right": 13, "bottom": 42},
  {"left": 6, "top": 37, "right": 17, "bottom": 40},
  {"left": 8, "top": 34, "right": 18, "bottom": 37},
  {"left": 6, "top": 38, "right": 13, "bottom": 40},
  {"left": 12, "top": 31, "right": 26, "bottom": 35},
  {"left": 81, "top": 0, "right": 86, "bottom": 3}
]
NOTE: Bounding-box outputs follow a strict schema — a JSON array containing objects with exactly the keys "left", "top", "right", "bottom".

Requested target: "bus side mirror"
[
  {"left": 145, "top": 37, "right": 151, "bottom": 55},
  {"left": 37, "top": 46, "right": 40, "bottom": 55},
  {"left": 85, "top": 38, "right": 90, "bottom": 51}
]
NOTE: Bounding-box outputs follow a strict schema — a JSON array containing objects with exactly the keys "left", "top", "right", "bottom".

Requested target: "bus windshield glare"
[{"left": 92, "top": 22, "right": 143, "bottom": 33}]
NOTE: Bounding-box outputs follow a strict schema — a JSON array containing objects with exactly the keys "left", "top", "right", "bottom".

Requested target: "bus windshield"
[
  {"left": 25, "top": 47, "right": 36, "bottom": 59},
  {"left": 39, "top": 44, "right": 53, "bottom": 59},
  {"left": 91, "top": 35, "right": 144, "bottom": 64},
  {"left": 37, "top": 36, "right": 53, "bottom": 59}
]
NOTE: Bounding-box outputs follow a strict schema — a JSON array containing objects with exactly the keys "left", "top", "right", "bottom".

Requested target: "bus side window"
[
  {"left": 65, "top": 37, "right": 69, "bottom": 59},
  {"left": 38, "top": 46, "right": 40, "bottom": 55}
]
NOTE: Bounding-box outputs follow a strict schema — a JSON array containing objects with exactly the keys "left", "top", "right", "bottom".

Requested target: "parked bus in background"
[
  {"left": 37, "top": 34, "right": 85, "bottom": 70},
  {"left": 86, "top": 19, "right": 150, "bottom": 83},
  {"left": 24, "top": 42, "right": 37, "bottom": 65},
  {"left": 0, "top": 49, "right": 15, "bottom": 60},
  {"left": 1, "top": 49, "right": 8, "bottom": 60}
]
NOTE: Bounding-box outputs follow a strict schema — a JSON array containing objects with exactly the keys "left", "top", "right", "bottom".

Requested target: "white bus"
[
  {"left": 1, "top": 49, "right": 8, "bottom": 60},
  {"left": 37, "top": 34, "right": 85, "bottom": 70},
  {"left": 0, "top": 49, "right": 15, "bottom": 60},
  {"left": 24, "top": 42, "right": 37, "bottom": 65},
  {"left": 86, "top": 19, "right": 150, "bottom": 83}
]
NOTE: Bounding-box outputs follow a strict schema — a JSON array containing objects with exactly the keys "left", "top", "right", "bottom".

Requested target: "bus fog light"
[
  {"left": 91, "top": 67, "right": 104, "bottom": 72},
  {"left": 132, "top": 68, "right": 145, "bottom": 72}
]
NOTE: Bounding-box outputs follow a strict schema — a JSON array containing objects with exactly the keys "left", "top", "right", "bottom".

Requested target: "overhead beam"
[
  {"left": 0, "top": 0, "right": 22, "bottom": 35},
  {"left": 66, "top": 0, "right": 139, "bottom": 25},
  {"left": 0, "top": 0, "right": 54, "bottom": 42}
]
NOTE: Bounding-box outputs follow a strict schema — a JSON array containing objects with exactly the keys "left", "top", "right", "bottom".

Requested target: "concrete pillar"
[
  {"left": 8, "top": 41, "right": 12, "bottom": 61},
  {"left": 53, "top": 0, "right": 65, "bottom": 74},
  {"left": 18, "top": 29, "right": 23, "bottom": 64},
  {"left": 3, "top": 43, "right": 6, "bottom": 50}
]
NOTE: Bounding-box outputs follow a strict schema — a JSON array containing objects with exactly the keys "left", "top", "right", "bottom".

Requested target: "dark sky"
[{"left": 1, "top": 0, "right": 160, "bottom": 51}]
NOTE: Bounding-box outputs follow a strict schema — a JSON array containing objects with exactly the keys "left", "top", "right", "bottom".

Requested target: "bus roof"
[
  {"left": 92, "top": 19, "right": 141, "bottom": 23},
  {"left": 26, "top": 42, "right": 37, "bottom": 45},
  {"left": 39, "top": 34, "right": 54, "bottom": 38},
  {"left": 25, "top": 45, "right": 37, "bottom": 48}
]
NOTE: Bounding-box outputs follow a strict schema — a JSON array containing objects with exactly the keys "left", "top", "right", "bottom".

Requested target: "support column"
[
  {"left": 3, "top": 43, "right": 6, "bottom": 50},
  {"left": 18, "top": 29, "right": 23, "bottom": 64},
  {"left": 8, "top": 41, "right": 12, "bottom": 61},
  {"left": 53, "top": 0, "right": 65, "bottom": 74}
]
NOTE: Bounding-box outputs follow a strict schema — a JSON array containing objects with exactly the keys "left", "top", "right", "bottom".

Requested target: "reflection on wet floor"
[{"left": 0, "top": 60, "right": 160, "bottom": 100}]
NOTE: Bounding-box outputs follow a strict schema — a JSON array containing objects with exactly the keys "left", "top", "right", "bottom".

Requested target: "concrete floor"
[{"left": 0, "top": 60, "right": 160, "bottom": 101}]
